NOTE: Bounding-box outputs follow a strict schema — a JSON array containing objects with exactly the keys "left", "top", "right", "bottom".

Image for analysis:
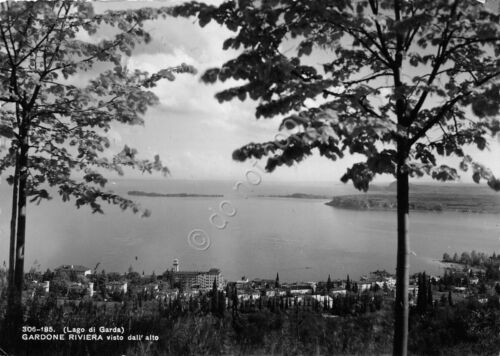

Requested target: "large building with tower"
[{"left": 168, "top": 259, "right": 224, "bottom": 290}]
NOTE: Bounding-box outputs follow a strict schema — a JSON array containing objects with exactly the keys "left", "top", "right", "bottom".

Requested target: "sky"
[{"left": 82, "top": 0, "right": 500, "bottom": 185}]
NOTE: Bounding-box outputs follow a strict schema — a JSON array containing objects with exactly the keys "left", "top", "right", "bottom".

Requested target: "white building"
[
  {"left": 56, "top": 264, "right": 92, "bottom": 276},
  {"left": 170, "top": 259, "right": 224, "bottom": 290}
]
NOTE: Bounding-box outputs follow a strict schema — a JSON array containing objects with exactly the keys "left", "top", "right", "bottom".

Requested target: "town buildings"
[
  {"left": 167, "top": 259, "right": 224, "bottom": 290},
  {"left": 55, "top": 264, "right": 92, "bottom": 276}
]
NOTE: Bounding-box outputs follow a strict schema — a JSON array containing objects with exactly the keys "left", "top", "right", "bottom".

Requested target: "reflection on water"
[{"left": 0, "top": 179, "right": 498, "bottom": 282}]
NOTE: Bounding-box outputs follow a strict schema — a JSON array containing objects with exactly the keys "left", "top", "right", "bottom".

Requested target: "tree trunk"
[
  {"left": 392, "top": 0, "right": 410, "bottom": 347},
  {"left": 13, "top": 143, "right": 28, "bottom": 304},
  {"left": 4, "top": 142, "right": 29, "bottom": 350},
  {"left": 393, "top": 141, "right": 410, "bottom": 356},
  {"left": 2, "top": 154, "right": 20, "bottom": 350},
  {"left": 1, "top": 147, "right": 28, "bottom": 350},
  {"left": 7, "top": 154, "right": 19, "bottom": 303}
]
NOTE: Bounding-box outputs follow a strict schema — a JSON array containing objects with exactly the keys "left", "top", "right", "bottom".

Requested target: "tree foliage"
[
  {"left": 172, "top": 1, "right": 500, "bottom": 354},
  {"left": 173, "top": 0, "right": 500, "bottom": 190},
  {"left": 0, "top": 1, "right": 195, "bottom": 346},
  {"left": 0, "top": 1, "right": 196, "bottom": 214}
]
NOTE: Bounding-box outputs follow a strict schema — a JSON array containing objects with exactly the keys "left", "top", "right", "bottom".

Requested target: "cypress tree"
[
  {"left": 212, "top": 278, "right": 217, "bottom": 294},
  {"left": 416, "top": 273, "right": 423, "bottom": 312},
  {"left": 352, "top": 282, "right": 358, "bottom": 294},
  {"left": 424, "top": 276, "right": 428, "bottom": 310},
  {"left": 211, "top": 279, "right": 217, "bottom": 313},
  {"left": 426, "top": 278, "right": 433, "bottom": 306},
  {"left": 326, "top": 274, "right": 332, "bottom": 293},
  {"left": 345, "top": 275, "right": 351, "bottom": 292},
  {"left": 233, "top": 293, "right": 239, "bottom": 315},
  {"left": 218, "top": 291, "right": 225, "bottom": 316},
  {"left": 417, "top": 272, "right": 428, "bottom": 313}
]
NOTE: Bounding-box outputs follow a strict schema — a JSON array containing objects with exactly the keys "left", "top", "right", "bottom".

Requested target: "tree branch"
[
  {"left": 344, "top": 71, "right": 392, "bottom": 87},
  {"left": 45, "top": 22, "right": 140, "bottom": 76},
  {"left": 367, "top": 0, "right": 394, "bottom": 65},
  {"left": 14, "top": 3, "right": 63, "bottom": 67},
  {"left": 409, "top": 95, "right": 464, "bottom": 147},
  {"left": 413, "top": 69, "right": 500, "bottom": 143},
  {"left": 407, "top": 0, "right": 459, "bottom": 125},
  {"left": 335, "top": 23, "right": 393, "bottom": 68},
  {"left": 444, "top": 36, "right": 500, "bottom": 57}
]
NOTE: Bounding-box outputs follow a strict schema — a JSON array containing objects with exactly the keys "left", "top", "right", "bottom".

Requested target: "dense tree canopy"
[
  {"left": 0, "top": 1, "right": 195, "bottom": 347},
  {"left": 172, "top": 1, "right": 500, "bottom": 355},
  {"left": 0, "top": 1, "right": 195, "bottom": 214},
  {"left": 174, "top": 0, "right": 500, "bottom": 190}
]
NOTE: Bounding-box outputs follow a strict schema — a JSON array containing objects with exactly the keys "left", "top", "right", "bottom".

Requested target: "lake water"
[{"left": 0, "top": 179, "right": 499, "bottom": 282}]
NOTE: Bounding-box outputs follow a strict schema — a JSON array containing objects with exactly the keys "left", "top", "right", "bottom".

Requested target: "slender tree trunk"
[
  {"left": 393, "top": 140, "right": 410, "bottom": 356},
  {"left": 13, "top": 143, "right": 28, "bottom": 303},
  {"left": 1, "top": 145, "right": 26, "bottom": 350},
  {"left": 392, "top": 0, "right": 410, "bottom": 349},
  {"left": 7, "top": 154, "right": 19, "bottom": 303},
  {"left": 4, "top": 140, "right": 29, "bottom": 350},
  {"left": 3, "top": 153, "right": 20, "bottom": 350}
]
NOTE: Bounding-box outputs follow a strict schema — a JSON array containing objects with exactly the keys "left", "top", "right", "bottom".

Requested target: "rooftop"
[{"left": 57, "top": 265, "right": 91, "bottom": 272}]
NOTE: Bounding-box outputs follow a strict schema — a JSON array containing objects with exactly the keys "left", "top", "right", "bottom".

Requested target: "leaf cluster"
[
  {"left": 0, "top": 1, "right": 196, "bottom": 214},
  {"left": 174, "top": 0, "right": 500, "bottom": 191}
]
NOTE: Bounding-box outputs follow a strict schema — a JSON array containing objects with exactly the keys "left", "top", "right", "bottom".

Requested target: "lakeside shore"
[
  {"left": 128, "top": 191, "right": 223, "bottom": 198},
  {"left": 326, "top": 192, "right": 500, "bottom": 213}
]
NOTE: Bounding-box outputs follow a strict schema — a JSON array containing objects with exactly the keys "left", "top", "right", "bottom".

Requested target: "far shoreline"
[
  {"left": 325, "top": 190, "right": 500, "bottom": 214},
  {"left": 127, "top": 191, "right": 223, "bottom": 198}
]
